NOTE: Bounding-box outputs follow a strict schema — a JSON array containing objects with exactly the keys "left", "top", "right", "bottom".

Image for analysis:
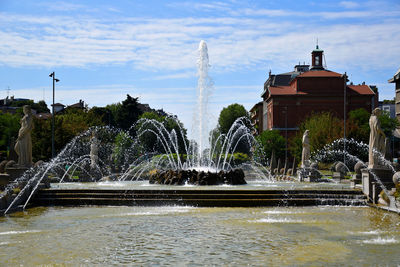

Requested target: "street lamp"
[
  {"left": 282, "top": 106, "right": 288, "bottom": 161},
  {"left": 49, "top": 72, "right": 59, "bottom": 158}
]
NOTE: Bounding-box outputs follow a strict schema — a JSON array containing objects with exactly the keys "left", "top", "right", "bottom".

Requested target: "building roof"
[
  {"left": 268, "top": 85, "right": 306, "bottom": 96},
  {"left": 265, "top": 84, "right": 374, "bottom": 98},
  {"left": 52, "top": 103, "right": 65, "bottom": 107},
  {"left": 250, "top": 101, "right": 263, "bottom": 112},
  {"left": 297, "top": 70, "right": 342, "bottom": 78},
  {"left": 347, "top": 84, "right": 375, "bottom": 95},
  {"left": 388, "top": 67, "right": 400, "bottom": 83},
  {"left": 68, "top": 102, "right": 84, "bottom": 109}
]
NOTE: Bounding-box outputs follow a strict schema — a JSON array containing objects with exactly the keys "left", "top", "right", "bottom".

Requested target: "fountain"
[
  {"left": 1, "top": 41, "right": 400, "bottom": 266},
  {"left": 0, "top": 41, "right": 380, "bottom": 214}
]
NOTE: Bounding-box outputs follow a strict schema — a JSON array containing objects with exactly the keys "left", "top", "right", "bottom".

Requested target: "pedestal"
[
  {"left": 5, "top": 167, "right": 29, "bottom": 180},
  {"left": 297, "top": 167, "right": 321, "bottom": 182},
  {"left": 361, "top": 167, "right": 394, "bottom": 203},
  {"left": 0, "top": 173, "right": 11, "bottom": 190},
  {"left": 350, "top": 174, "right": 362, "bottom": 188},
  {"left": 332, "top": 172, "right": 344, "bottom": 180}
]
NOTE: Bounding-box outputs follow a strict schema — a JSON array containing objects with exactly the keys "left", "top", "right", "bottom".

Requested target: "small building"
[
  {"left": 260, "top": 45, "right": 378, "bottom": 135},
  {"left": 51, "top": 103, "right": 65, "bottom": 114},
  {"left": 379, "top": 101, "right": 396, "bottom": 119},
  {"left": 67, "top": 99, "right": 85, "bottom": 110},
  {"left": 250, "top": 102, "right": 263, "bottom": 135},
  {"left": 389, "top": 67, "right": 400, "bottom": 122}
]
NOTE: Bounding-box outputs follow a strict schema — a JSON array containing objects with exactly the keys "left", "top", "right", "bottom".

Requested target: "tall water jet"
[{"left": 196, "top": 40, "right": 213, "bottom": 166}]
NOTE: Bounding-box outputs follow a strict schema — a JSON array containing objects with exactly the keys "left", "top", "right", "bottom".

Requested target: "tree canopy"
[
  {"left": 256, "top": 130, "right": 286, "bottom": 163},
  {"left": 218, "top": 103, "right": 249, "bottom": 134},
  {"left": 114, "top": 95, "right": 143, "bottom": 131},
  {"left": 136, "top": 112, "right": 188, "bottom": 154},
  {"left": 289, "top": 112, "right": 342, "bottom": 163}
]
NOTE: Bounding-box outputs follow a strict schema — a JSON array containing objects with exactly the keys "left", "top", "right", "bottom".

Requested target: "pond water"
[
  {"left": 1, "top": 205, "right": 399, "bottom": 265},
  {"left": 50, "top": 180, "right": 352, "bottom": 190}
]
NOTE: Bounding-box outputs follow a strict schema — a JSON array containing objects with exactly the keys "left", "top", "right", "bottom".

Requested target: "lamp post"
[
  {"left": 283, "top": 106, "right": 288, "bottom": 161},
  {"left": 343, "top": 72, "right": 347, "bottom": 166},
  {"left": 49, "top": 72, "right": 59, "bottom": 158}
]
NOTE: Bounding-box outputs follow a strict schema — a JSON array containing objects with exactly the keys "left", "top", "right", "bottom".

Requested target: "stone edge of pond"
[{"left": 367, "top": 203, "right": 400, "bottom": 215}]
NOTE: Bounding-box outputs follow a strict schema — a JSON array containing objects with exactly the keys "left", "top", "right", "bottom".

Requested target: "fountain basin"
[{"left": 30, "top": 181, "right": 366, "bottom": 208}]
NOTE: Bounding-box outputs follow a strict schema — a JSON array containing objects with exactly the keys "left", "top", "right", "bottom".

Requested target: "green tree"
[
  {"left": 105, "top": 102, "right": 121, "bottom": 127},
  {"left": 256, "top": 130, "right": 286, "bottom": 162},
  {"left": 289, "top": 112, "right": 342, "bottom": 162},
  {"left": 136, "top": 112, "right": 188, "bottom": 154},
  {"left": 0, "top": 112, "right": 20, "bottom": 156},
  {"left": 215, "top": 103, "right": 252, "bottom": 155},
  {"left": 31, "top": 109, "right": 104, "bottom": 161},
  {"left": 218, "top": 103, "right": 249, "bottom": 134},
  {"left": 347, "top": 108, "right": 370, "bottom": 143},
  {"left": 89, "top": 107, "right": 113, "bottom": 126},
  {"left": 113, "top": 95, "right": 142, "bottom": 131},
  {"left": 379, "top": 111, "right": 399, "bottom": 137},
  {"left": 10, "top": 99, "right": 50, "bottom": 113},
  {"left": 112, "top": 131, "right": 134, "bottom": 169},
  {"left": 347, "top": 108, "right": 399, "bottom": 142}
]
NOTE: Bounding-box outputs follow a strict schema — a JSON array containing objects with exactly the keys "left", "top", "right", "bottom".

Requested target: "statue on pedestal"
[
  {"left": 14, "top": 105, "right": 34, "bottom": 168},
  {"left": 301, "top": 130, "right": 310, "bottom": 168},
  {"left": 90, "top": 133, "right": 99, "bottom": 170},
  {"left": 368, "top": 108, "right": 386, "bottom": 168}
]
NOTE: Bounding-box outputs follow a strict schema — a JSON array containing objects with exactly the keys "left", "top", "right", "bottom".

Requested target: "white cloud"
[
  {"left": 339, "top": 1, "right": 360, "bottom": 9},
  {"left": 0, "top": 9, "right": 399, "bottom": 74},
  {"left": 38, "top": 1, "right": 87, "bottom": 12},
  {"left": 151, "top": 71, "right": 196, "bottom": 80}
]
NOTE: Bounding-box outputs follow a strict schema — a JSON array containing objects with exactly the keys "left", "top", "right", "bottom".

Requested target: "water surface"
[{"left": 1, "top": 205, "right": 399, "bottom": 265}]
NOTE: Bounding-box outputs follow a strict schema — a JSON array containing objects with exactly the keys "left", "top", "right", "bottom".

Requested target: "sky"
[{"left": 0, "top": 0, "right": 399, "bottom": 138}]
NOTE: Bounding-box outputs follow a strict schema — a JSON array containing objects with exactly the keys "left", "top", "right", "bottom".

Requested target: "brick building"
[
  {"left": 389, "top": 67, "right": 400, "bottom": 122},
  {"left": 250, "top": 101, "right": 263, "bottom": 135},
  {"left": 256, "top": 45, "right": 378, "bottom": 136}
]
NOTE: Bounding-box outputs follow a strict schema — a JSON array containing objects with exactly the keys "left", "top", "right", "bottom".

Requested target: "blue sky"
[{"left": 0, "top": 0, "right": 399, "bottom": 137}]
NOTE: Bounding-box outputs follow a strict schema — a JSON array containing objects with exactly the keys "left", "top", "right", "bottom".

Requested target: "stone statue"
[
  {"left": 301, "top": 130, "right": 310, "bottom": 168},
  {"left": 90, "top": 133, "right": 99, "bottom": 170},
  {"left": 368, "top": 108, "right": 386, "bottom": 168},
  {"left": 14, "top": 105, "right": 34, "bottom": 167}
]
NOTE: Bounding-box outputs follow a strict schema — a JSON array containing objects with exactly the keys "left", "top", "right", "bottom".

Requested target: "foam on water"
[
  {"left": 263, "top": 210, "right": 303, "bottom": 214},
  {"left": 101, "top": 206, "right": 195, "bottom": 217},
  {"left": 250, "top": 218, "right": 305, "bottom": 223},
  {"left": 362, "top": 237, "right": 399, "bottom": 244},
  {"left": 97, "top": 182, "right": 127, "bottom": 187},
  {"left": 348, "top": 230, "right": 386, "bottom": 235},
  {"left": 0, "top": 230, "right": 41, "bottom": 236}
]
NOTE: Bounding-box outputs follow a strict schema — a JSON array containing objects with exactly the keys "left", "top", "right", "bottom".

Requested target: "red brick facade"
[{"left": 257, "top": 46, "right": 378, "bottom": 135}]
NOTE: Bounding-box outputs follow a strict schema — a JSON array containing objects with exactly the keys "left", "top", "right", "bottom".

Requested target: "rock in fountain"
[
  {"left": 149, "top": 169, "right": 246, "bottom": 186},
  {"left": 332, "top": 161, "right": 347, "bottom": 180}
]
